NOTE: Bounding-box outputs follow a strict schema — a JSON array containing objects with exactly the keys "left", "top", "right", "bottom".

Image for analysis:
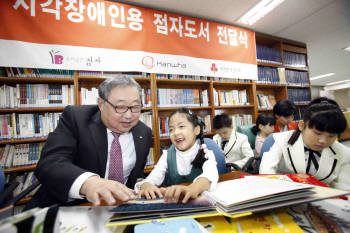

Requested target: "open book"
[{"left": 106, "top": 176, "right": 350, "bottom": 227}]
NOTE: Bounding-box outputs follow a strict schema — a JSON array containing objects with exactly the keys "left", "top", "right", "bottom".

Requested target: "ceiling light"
[
  {"left": 310, "top": 73, "right": 335, "bottom": 80},
  {"left": 238, "top": 0, "right": 285, "bottom": 25},
  {"left": 343, "top": 46, "right": 350, "bottom": 52},
  {"left": 325, "top": 79, "right": 350, "bottom": 86}
]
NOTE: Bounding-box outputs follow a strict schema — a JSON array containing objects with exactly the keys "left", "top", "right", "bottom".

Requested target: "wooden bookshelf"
[
  {"left": 0, "top": 107, "right": 65, "bottom": 113},
  {"left": 0, "top": 138, "right": 47, "bottom": 145},
  {"left": 0, "top": 77, "right": 74, "bottom": 84},
  {"left": 0, "top": 33, "right": 311, "bottom": 206},
  {"left": 255, "top": 32, "right": 310, "bottom": 112},
  {"left": 4, "top": 165, "right": 36, "bottom": 173}
]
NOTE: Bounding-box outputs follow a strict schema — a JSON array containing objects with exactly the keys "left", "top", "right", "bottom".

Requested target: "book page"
[{"left": 205, "top": 177, "right": 313, "bottom": 207}]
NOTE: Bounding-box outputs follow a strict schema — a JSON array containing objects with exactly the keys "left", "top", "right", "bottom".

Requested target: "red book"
[{"left": 240, "top": 173, "right": 328, "bottom": 186}]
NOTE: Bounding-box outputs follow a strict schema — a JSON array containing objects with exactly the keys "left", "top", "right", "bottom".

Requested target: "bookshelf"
[
  {"left": 255, "top": 33, "right": 311, "bottom": 118},
  {"left": 0, "top": 33, "right": 312, "bottom": 207}
]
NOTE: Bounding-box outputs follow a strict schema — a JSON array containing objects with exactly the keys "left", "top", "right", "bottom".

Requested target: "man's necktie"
[
  {"left": 109, "top": 132, "right": 124, "bottom": 183},
  {"left": 304, "top": 146, "right": 321, "bottom": 174},
  {"left": 221, "top": 140, "right": 228, "bottom": 151}
]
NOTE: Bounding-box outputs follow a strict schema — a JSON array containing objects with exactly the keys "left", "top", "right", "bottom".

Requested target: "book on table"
[{"left": 106, "top": 176, "right": 350, "bottom": 227}]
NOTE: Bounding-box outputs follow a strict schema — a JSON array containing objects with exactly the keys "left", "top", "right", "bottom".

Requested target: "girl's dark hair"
[
  {"left": 251, "top": 114, "right": 276, "bottom": 135},
  {"left": 288, "top": 102, "right": 347, "bottom": 145},
  {"left": 308, "top": 97, "right": 339, "bottom": 107},
  {"left": 273, "top": 99, "right": 297, "bottom": 117},
  {"left": 168, "top": 108, "right": 207, "bottom": 168}
]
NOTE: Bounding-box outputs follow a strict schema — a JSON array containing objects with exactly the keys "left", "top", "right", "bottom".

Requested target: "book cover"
[
  {"left": 106, "top": 177, "right": 349, "bottom": 227},
  {"left": 240, "top": 173, "right": 329, "bottom": 187},
  {"left": 230, "top": 209, "right": 304, "bottom": 233},
  {"left": 135, "top": 218, "right": 208, "bottom": 233},
  {"left": 197, "top": 216, "right": 233, "bottom": 233}
]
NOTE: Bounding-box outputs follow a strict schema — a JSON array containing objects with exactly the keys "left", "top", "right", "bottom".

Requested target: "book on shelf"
[
  {"left": 283, "top": 51, "right": 307, "bottom": 68},
  {"left": 278, "top": 68, "right": 286, "bottom": 84},
  {"left": 0, "top": 84, "right": 74, "bottom": 109},
  {"left": 0, "top": 142, "right": 44, "bottom": 169},
  {"left": 2, "top": 67, "right": 74, "bottom": 78},
  {"left": 0, "top": 112, "right": 61, "bottom": 141},
  {"left": 106, "top": 176, "right": 350, "bottom": 227},
  {"left": 256, "top": 45, "right": 282, "bottom": 65},
  {"left": 213, "top": 89, "right": 249, "bottom": 106}
]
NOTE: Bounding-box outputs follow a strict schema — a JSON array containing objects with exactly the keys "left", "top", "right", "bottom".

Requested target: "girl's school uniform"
[
  {"left": 255, "top": 134, "right": 265, "bottom": 158},
  {"left": 259, "top": 130, "right": 350, "bottom": 191},
  {"left": 134, "top": 140, "right": 218, "bottom": 192}
]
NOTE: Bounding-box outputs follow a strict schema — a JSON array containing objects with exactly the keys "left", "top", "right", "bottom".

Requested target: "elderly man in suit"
[{"left": 26, "top": 76, "right": 152, "bottom": 208}]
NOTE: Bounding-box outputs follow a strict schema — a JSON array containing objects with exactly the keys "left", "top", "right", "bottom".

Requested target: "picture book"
[
  {"left": 197, "top": 216, "right": 234, "bottom": 233},
  {"left": 240, "top": 173, "right": 347, "bottom": 200},
  {"left": 135, "top": 218, "right": 208, "bottom": 233},
  {"left": 106, "top": 176, "right": 350, "bottom": 227},
  {"left": 229, "top": 209, "right": 304, "bottom": 233},
  {"left": 240, "top": 173, "right": 329, "bottom": 187}
]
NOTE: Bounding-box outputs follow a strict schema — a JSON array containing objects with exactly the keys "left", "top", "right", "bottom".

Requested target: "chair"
[
  {"left": 0, "top": 165, "right": 5, "bottom": 194},
  {"left": 202, "top": 138, "right": 227, "bottom": 175},
  {"left": 237, "top": 124, "right": 256, "bottom": 150},
  {"left": 256, "top": 133, "right": 275, "bottom": 172},
  {"left": 0, "top": 181, "right": 40, "bottom": 219},
  {"left": 169, "top": 138, "right": 227, "bottom": 175},
  {"left": 226, "top": 157, "right": 255, "bottom": 173}
]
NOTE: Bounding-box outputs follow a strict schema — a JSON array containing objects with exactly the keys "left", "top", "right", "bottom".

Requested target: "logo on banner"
[
  {"left": 142, "top": 56, "right": 155, "bottom": 69},
  {"left": 49, "top": 50, "right": 63, "bottom": 65},
  {"left": 210, "top": 63, "right": 218, "bottom": 73}
]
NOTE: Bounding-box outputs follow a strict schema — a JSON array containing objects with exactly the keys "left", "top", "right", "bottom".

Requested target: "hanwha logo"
[{"left": 142, "top": 56, "right": 154, "bottom": 69}]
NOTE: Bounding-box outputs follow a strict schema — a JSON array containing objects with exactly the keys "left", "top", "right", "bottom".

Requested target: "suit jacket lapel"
[
  {"left": 89, "top": 111, "right": 108, "bottom": 176},
  {"left": 224, "top": 131, "right": 236, "bottom": 154},
  {"left": 287, "top": 135, "right": 306, "bottom": 173},
  {"left": 314, "top": 147, "right": 336, "bottom": 180},
  {"left": 131, "top": 122, "right": 146, "bottom": 173}
]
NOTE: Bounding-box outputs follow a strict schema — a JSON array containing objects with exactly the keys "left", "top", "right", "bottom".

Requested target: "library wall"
[{"left": 333, "top": 89, "right": 350, "bottom": 111}]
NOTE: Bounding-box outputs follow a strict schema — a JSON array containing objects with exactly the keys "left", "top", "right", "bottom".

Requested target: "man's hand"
[
  {"left": 80, "top": 176, "right": 136, "bottom": 206},
  {"left": 138, "top": 182, "right": 163, "bottom": 200}
]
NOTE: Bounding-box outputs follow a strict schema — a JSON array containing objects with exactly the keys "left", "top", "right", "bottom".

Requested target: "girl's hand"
[
  {"left": 161, "top": 185, "right": 200, "bottom": 203},
  {"left": 138, "top": 182, "right": 163, "bottom": 200}
]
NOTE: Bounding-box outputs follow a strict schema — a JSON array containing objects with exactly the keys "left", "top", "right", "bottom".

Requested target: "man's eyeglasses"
[{"left": 104, "top": 99, "right": 142, "bottom": 113}]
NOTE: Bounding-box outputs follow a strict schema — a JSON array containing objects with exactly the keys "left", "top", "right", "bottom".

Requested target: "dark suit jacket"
[{"left": 26, "top": 105, "right": 152, "bottom": 208}]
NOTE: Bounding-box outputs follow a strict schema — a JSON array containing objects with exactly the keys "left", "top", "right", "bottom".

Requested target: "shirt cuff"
[
  {"left": 68, "top": 172, "right": 99, "bottom": 199},
  {"left": 134, "top": 179, "right": 147, "bottom": 194}
]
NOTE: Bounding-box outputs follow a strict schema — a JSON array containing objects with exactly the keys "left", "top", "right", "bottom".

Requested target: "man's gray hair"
[{"left": 98, "top": 76, "right": 142, "bottom": 100}]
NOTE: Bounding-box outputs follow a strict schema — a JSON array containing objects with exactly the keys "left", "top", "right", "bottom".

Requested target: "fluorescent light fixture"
[
  {"left": 238, "top": 0, "right": 285, "bottom": 25},
  {"left": 325, "top": 79, "right": 350, "bottom": 86},
  {"left": 310, "top": 73, "right": 335, "bottom": 80},
  {"left": 343, "top": 46, "right": 350, "bottom": 52}
]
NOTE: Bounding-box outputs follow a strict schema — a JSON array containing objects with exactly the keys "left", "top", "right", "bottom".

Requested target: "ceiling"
[{"left": 114, "top": 0, "right": 350, "bottom": 86}]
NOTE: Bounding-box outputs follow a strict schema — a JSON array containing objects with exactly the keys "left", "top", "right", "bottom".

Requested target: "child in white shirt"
[{"left": 135, "top": 108, "right": 218, "bottom": 203}]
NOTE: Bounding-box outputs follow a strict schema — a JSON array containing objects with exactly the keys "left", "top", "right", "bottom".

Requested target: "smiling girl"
[
  {"left": 259, "top": 102, "right": 350, "bottom": 190},
  {"left": 135, "top": 108, "right": 218, "bottom": 203}
]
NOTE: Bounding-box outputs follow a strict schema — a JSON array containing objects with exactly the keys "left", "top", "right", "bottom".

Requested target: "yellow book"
[
  {"left": 197, "top": 216, "right": 234, "bottom": 233},
  {"left": 230, "top": 209, "right": 304, "bottom": 233}
]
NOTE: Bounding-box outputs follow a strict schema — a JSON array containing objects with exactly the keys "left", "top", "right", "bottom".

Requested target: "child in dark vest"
[{"left": 135, "top": 108, "right": 218, "bottom": 203}]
